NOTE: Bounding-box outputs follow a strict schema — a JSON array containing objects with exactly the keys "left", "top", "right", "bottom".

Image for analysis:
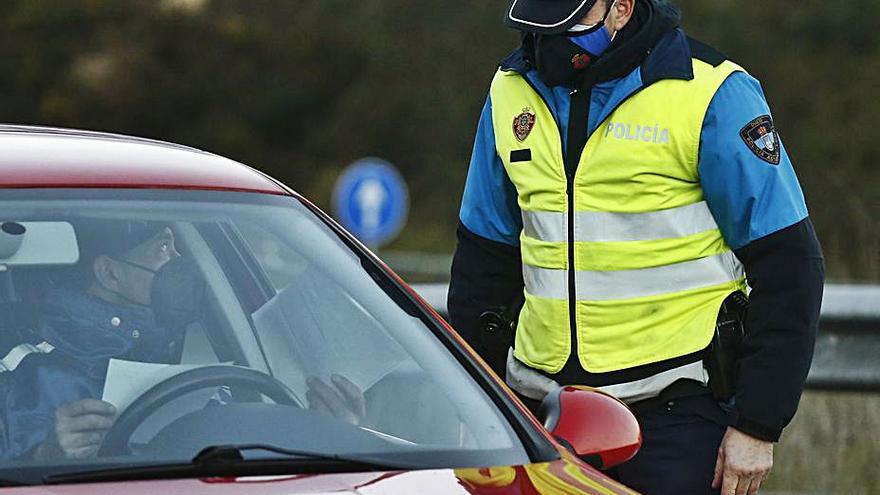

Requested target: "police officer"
[{"left": 448, "top": 1, "right": 825, "bottom": 494}]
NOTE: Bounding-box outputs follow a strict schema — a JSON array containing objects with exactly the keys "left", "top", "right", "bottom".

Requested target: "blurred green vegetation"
[
  {"left": 767, "top": 391, "right": 880, "bottom": 495},
  {"left": 0, "top": 0, "right": 877, "bottom": 281}
]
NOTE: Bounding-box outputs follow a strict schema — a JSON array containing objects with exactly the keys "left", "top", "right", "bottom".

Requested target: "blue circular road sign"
[{"left": 332, "top": 158, "right": 409, "bottom": 247}]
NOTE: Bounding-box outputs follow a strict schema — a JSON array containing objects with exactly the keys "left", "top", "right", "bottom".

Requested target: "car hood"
[{"left": 9, "top": 458, "right": 638, "bottom": 494}]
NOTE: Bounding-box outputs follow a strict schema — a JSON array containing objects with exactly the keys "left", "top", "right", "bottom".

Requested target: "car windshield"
[{"left": 0, "top": 189, "right": 528, "bottom": 482}]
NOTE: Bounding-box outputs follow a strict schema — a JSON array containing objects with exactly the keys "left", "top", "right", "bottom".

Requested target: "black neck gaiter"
[{"left": 526, "top": 0, "right": 680, "bottom": 88}]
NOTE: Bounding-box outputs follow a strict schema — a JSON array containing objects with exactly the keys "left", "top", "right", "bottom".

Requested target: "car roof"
[{"left": 0, "top": 125, "right": 290, "bottom": 195}]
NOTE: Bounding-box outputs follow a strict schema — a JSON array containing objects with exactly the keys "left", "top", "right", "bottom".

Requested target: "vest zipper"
[
  {"left": 562, "top": 85, "right": 651, "bottom": 371},
  {"left": 566, "top": 163, "right": 577, "bottom": 362},
  {"left": 565, "top": 86, "right": 592, "bottom": 365}
]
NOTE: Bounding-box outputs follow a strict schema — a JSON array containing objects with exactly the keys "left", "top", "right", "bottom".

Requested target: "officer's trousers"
[{"left": 607, "top": 393, "right": 727, "bottom": 495}]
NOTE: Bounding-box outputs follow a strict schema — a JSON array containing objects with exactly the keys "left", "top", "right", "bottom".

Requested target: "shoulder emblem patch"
[
  {"left": 513, "top": 107, "right": 536, "bottom": 142},
  {"left": 740, "top": 115, "right": 780, "bottom": 165}
]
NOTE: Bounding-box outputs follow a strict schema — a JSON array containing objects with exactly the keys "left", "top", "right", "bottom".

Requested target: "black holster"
[
  {"left": 703, "top": 291, "right": 748, "bottom": 401},
  {"left": 478, "top": 293, "right": 524, "bottom": 377}
]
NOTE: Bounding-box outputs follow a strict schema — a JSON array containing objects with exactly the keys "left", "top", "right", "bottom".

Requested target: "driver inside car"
[{"left": 0, "top": 220, "right": 364, "bottom": 461}]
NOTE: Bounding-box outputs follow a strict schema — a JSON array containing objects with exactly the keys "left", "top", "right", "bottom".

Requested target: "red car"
[{"left": 0, "top": 125, "right": 642, "bottom": 494}]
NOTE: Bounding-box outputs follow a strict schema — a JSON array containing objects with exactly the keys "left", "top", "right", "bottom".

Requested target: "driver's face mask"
[
  {"left": 149, "top": 256, "right": 207, "bottom": 331},
  {"left": 115, "top": 254, "right": 204, "bottom": 329},
  {"left": 534, "top": 0, "right": 619, "bottom": 87}
]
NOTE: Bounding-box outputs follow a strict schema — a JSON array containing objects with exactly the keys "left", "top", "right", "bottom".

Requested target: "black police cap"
[{"left": 505, "top": 0, "right": 601, "bottom": 34}]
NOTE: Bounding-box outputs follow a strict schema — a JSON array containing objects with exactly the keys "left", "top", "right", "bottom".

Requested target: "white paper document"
[
  {"left": 251, "top": 280, "right": 409, "bottom": 399},
  {"left": 101, "top": 359, "right": 234, "bottom": 414}
]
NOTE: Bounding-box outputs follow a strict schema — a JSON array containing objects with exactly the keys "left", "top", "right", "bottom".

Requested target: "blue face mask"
[
  {"left": 567, "top": 0, "right": 619, "bottom": 57},
  {"left": 568, "top": 23, "right": 615, "bottom": 57}
]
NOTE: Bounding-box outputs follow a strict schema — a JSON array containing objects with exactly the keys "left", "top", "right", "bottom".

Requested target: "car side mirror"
[{"left": 539, "top": 386, "right": 642, "bottom": 470}]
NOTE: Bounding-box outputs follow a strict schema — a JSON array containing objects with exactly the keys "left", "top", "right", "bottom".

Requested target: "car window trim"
[{"left": 195, "top": 223, "right": 275, "bottom": 374}]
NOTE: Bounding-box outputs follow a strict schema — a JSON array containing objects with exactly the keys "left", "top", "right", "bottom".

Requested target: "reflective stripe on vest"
[
  {"left": 523, "top": 201, "right": 720, "bottom": 243},
  {"left": 490, "top": 58, "right": 747, "bottom": 376},
  {"left": 597, "top": 361, "right": 709, "bottom": 403},
  {"left": 524, "top": 251, "right": 743, "bottom": 301},
  {"left": 506, "top": 349, "right": 709, "bottom": 404}
]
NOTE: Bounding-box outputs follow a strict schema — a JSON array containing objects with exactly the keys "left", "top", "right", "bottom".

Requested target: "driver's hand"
[
  {"left": 306, "top": 374, "right": 365, "bottom": 426},
  {"left": 39, "top": 399, "right": 117, "bottom": 459}
]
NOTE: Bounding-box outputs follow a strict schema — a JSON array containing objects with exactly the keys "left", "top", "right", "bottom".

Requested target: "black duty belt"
[{"left": 627, "top": 379, "right": 712, "bottom": 416}]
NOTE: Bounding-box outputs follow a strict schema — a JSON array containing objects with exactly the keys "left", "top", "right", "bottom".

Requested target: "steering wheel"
[{"left": 98, "top": 365, "right": 303, "bottom": 456}]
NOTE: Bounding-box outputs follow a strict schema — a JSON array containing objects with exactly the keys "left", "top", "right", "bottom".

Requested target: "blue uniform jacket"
[{"left": 0, "top": 288, "right": 178, "bottom": 459}]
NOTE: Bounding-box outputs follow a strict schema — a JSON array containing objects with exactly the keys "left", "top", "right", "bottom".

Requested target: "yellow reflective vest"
[{"left": 490, "top": 58, "right": 748, "bottom": 375}]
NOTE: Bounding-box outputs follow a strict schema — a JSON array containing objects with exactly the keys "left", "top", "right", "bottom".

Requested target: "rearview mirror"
[
  {"left": 540, "top": 386, "right": 641, "bottom": 470},
  {"left": 0, "top": 221, "right": 79, "bottom": 266}
]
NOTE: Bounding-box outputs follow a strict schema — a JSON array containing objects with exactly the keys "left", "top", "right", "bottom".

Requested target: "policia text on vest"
[{"left": 604, "top": 122, "right": 670, "bottom": 144}]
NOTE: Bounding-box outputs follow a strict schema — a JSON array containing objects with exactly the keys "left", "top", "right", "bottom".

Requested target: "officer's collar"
[
  {"left": 639, "top": 28, "right": 694, "bottom": 85},
  {"left": 499, "top": 47, "right": 531, "bottom": 74},
  {"left": 500, "top": 28, "right": 695, "bottom": 86}
]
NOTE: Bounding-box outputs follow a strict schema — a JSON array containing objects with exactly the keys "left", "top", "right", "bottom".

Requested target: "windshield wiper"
[
  {"left": 44, "top": 443, "right": 409, "bottom": 485},
  {"left": 191, "top": 443, "right": 401, "bottom": 468}
]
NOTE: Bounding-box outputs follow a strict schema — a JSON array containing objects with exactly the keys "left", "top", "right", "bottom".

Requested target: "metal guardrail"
[
  {"left": 809, "top": 284, "right": 880, "bottom": 391},
  {"left": 410, "top": 283, "right": 880, "bottom": 392}
]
